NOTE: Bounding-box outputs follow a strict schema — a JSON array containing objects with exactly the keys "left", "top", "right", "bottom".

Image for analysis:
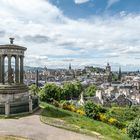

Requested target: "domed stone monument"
[{"left": 0, "top": 38, "right": 38, "bottom": 116}]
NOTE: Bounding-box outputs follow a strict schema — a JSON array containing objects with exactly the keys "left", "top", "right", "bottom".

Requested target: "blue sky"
[
  {"left": 0, "top": 0, "right": 140, "bottom": 70},
  {"left": 49, "top": 0, "right": 140, "bottom": 18}
]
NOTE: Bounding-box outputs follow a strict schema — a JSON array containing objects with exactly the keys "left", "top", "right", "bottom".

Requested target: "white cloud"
[
  {"left": 74, "top": 0, "right": 90, "bottom": 4},
  {"left": 107, "top": 0, "right": 120, "bottom": 8},
  {"left": 0, "top": 0, "right": 140, "bottom": 69}
]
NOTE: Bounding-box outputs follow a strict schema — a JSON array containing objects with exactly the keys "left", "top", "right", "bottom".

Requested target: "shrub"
[
  {"left": 98, "top": 105, "right": 107, "bottom": 113},
  {"left": 76, "top": 110, "right": 85, "bottom": 116},
  {"left": 39, "top": 83, "right": 62, "bottom": 102},
  {"left": 108, "top": 117, "right": 117, "bottom": 125},
  {"left": 127, "top": 118, "right": 140, "bottom": 140},
  {"left": 29, "top": 84, "right": 39, "bottom": 96},
  {"left": 108, "top": 117, "right": 125, "bottom": 129},
  {"left": 114, "top": 121, "right": 125, "bottom": 129},
  {"left": 122, "top": 128, "right": 127, "bottom": 134},
  {"left": 105, "top": 107, "right": 138, "bottom": 123},
  {"left": 62, "top": 103, "right": 69, "bottom": 110},
  {"left": 98, "top": 114, "right": 107, "bottom": 122},
  {"left": 52, "top": 100, "right": 60, "bottom": 107},
  {"left": 131, "top": 106, "right": 140, "bottom": 112},
  {"left": 84, "top": 101, "right": 99, "bottom": 119},
  {"left": 84, "top": 85, "right": 96, "bottom": 97},
  {"left": 68, "top": 105, "right": 76, "bottom": 112},
  {"left": 98, "top": 114, "right": 125, "bottom": 129},
  {"left": 61, "top": 81, "right": 82, "bottom": 100},
  {"left": 62, "top": 103, "right": 77, "bottom": 112}
]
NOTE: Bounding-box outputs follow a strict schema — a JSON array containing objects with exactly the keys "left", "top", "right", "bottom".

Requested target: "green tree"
[
  {"left": 112, "top": 73, "right": 118, "bottom": 81},
  {"left": 84, "top": 85, "right": 96, "bottom": 97},
  {"left": 39, "top": 83, "right": 62, "bottom": 102},
  {"left": 127, "top": 118, "right": 140, "bottom": 140},
  {"left": 74, "top": 81, "right": 83, "bottom": 97},
  {"left": 29, "top": 84, "right": 39, "bottom": 96},
  {"left": 84, "top": 101, "right": 99, "bottom": 119},
  {"left": 62, "top": 81, "right": 82, "bottom": 100}
]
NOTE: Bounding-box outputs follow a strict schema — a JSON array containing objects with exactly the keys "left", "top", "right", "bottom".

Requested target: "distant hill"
[{"left": 24, "top": 66, "right": 44, "bottom": 72}]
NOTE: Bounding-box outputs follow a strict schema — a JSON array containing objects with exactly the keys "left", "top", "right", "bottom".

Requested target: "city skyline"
[{"left": 0, "top": 0, "right": 140, "bottom": 70}]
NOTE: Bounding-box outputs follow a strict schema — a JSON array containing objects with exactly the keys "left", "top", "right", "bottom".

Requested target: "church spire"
[
  {"left": 69, "top": 63, "right": 71, "bottom": 70},
  {"left": 118, "top": 66, "right": 122, "bottom": 81}
]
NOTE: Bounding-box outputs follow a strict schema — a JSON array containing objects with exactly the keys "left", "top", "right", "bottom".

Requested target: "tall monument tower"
[
  {"left": 69, "top": 63, "right": 72, "bottom": 70},
  {"left": 106, "top": 63, "right": 112, "bottom": 83},
  {"left": 0, "top": 38, "right": 38, "bottom": 116},
  {"left": 118, "top": 66, "right": 122, "bottom": 81}
]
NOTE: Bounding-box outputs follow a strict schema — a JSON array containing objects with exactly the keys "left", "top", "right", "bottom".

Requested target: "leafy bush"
[
  {"left": 39, "top": 83, "right": 62, "bottom": 102},
  {"left": 76, "top": 110, "right": 85, "bottom": 116},
  {"left": 62, "top": 81, "right": 82, "bottom": 100},
  {"left": 29, "top": 84, "right": 39, "bottom": 96},
  {"left": 127, "top": 118, "right": 140, "bottom": 140},
  {"left": 114, "top": 120, "right": 125, "bottom": 129},
  {"left": 83, "top": 85, "right": 96, "bottom": 97},
  {"left": 62, "top": 102, "right": 85, "bottom": 115},
  {"left": 52, "top": 100, "right": 60, "bottom": 107},
  {"left": 105, "top": 107, "right": 139, "bottom": 124},
  {"left": 98, "top": 113, "right": 107, "bottom": 122},
  {"left": 121, "top": 128, "right": 127, "bottom": 134},
  {"left": 62, "top": 102, "right": 76, "bottom": 112},
  {"left": 108, "top": 117, "right": 117, "bottom": 124},
  {"left": 84, "top": 101, "right": 100, "bottom": 119},
  {"left": 131, "top": 106, "right": 140, "bottom": 112},
  {"left": 98, "top": 105, "right": 107, "bottom": 113},
  {"left": 98, "top": 114, "right": 125, "bottom": 129},
  {"left": 84, "top": 102, "right": 125, "bottom": 129}
]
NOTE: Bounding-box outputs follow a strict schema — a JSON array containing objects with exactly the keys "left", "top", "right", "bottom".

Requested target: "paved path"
[{"left": 0, "top": 111, "right": 97, "bottom": 140}]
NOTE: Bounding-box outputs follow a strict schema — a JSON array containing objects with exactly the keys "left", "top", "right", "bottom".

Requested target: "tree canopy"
[
  {"left": 84, "top": 84, "right": 96, "bottom": 97},
  {"left": 39, "top": 83, "right": 62, "bottom": 102}
]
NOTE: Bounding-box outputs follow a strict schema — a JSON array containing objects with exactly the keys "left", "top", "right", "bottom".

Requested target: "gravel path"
[{"left": 0, "top": 111, "right": 97, "bottom": 140}]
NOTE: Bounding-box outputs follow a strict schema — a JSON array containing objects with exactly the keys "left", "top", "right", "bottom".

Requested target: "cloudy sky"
[{"left": 0, "top": 0, "right": 140, "bottom": 70}]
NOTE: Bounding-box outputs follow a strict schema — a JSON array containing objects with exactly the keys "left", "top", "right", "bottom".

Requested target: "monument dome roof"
[
  {"left": 0, "top": 44, "right": 27, "bottom": 51},
  {"left": 0, "top": 38, "right": 27, "bottom": 51}
]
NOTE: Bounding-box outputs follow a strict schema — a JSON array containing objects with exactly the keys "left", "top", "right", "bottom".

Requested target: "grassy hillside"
[
  {"left": 40, "top": 102, "right": 130, "bottom": 140},
  {"left": 103, "top": 106, "right": 140, "bottom": 128}
]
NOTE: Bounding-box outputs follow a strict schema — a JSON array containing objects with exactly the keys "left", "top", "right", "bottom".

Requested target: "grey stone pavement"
[{"left": 0, "top": 111, "right": 97, "bottom": 140}]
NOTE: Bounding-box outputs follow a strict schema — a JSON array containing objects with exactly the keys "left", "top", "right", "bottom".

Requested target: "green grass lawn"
[{"left": 40, "top": 102, "right": 130, "bottom": 140}]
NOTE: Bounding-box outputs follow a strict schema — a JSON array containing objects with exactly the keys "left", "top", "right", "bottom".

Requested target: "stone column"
[
  {"left": 8, "top": 55, "right": 12, "bottom": 84},
  {"left": 15, "top": 55, "right": 19, "bottom": 84},
  {"left": 1, "top": 55, "right": 5, "bottom": 84},
  {"left": 20, "top": 56, "right": 24, "bottom": 84},
  {"left": 5, "top": 101, "right": 10, "bottom": 117},
  {"left": 29, "top": 95, "right": 33, "bottom": 113}
]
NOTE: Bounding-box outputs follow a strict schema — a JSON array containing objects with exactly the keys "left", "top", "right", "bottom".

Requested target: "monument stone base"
[
  {"left": 0, "top": 84, "right": 39, "bottom": 116},
  {"left": 0, "top": 84, "right": 29, "bottom": 103}
]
